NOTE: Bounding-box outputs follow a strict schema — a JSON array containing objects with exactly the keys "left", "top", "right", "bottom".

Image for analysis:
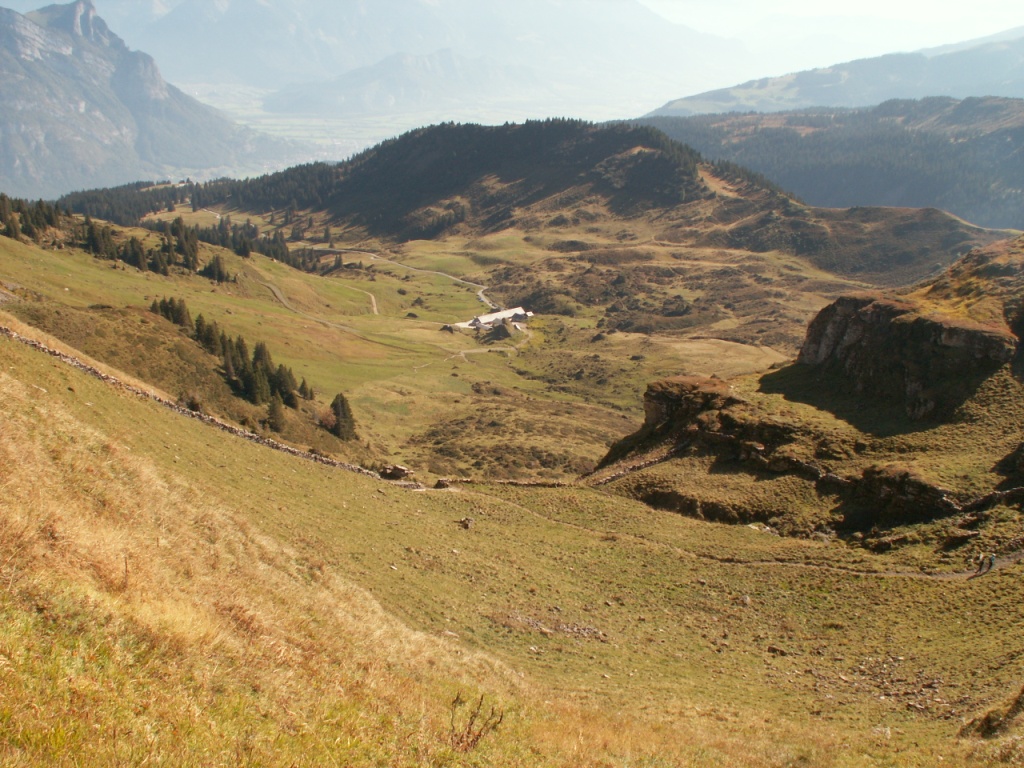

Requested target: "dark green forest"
[{"left": 639, "top": 97, "right": 1024, "bottom": 230}]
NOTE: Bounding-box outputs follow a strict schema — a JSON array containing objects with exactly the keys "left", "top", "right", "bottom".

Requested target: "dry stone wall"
[{"left": 0, "top": 324, "right": 378, "bottom": 479}]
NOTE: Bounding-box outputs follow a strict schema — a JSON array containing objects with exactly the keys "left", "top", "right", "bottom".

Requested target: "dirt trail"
[
  {"left": 260, "top": 281, "right": 397, "bottom": 351},
  {"left": 456, "top": 484, "right": 1024, "bottom": 583},
  {"left": 323, "top": 248, "right": 498, "bottom": 310},
  {"left": 323, "top": 278, "right": 379, "bottom": 315},
  {"left": 292, "top": 248, "right": 529, "bottom": 370}
]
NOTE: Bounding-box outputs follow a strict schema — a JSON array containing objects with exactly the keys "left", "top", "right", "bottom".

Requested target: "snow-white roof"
[
  {"left": 454, "top": 306, "right": 534, "bottom": 330},
  {"left": 471, "top": 307, "right": 533, "bottom": 325}
]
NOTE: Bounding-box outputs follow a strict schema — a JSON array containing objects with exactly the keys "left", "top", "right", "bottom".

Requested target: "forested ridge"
[
  {"left": 57, "top": 120, "right": 709, "bottom": 238},
  {"left": 639, "top": 97, "right": 1024, "bottom": 230}
]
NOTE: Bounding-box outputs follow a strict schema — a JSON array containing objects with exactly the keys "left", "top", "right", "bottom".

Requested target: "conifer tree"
[
  {"left": 267, "top": 394, "right": 286, "bottom": 433},
  {"left": 221, "top": 333, "right": 236, "bottom": 381},
  {"left": 273, "top": 364, "right": 299, "bottom": 407},
  {"left": 329, "top": 393, "right": 356, "bottom": 440},
  {"left": 252, "top": 342, "right": 274, "bottom": 376}
]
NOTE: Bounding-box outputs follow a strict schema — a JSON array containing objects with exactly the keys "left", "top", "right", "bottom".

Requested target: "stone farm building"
[{"left": 457, "top": 307, "right": 534, "bottom": 331}]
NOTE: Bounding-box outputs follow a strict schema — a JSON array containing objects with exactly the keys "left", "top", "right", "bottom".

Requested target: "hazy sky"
[
  {"left": 5, "top": 0, "right": 1020, "bottom": 76},
  {"left": 637, "top": 0, "right": 1022, "bottom": 72}
]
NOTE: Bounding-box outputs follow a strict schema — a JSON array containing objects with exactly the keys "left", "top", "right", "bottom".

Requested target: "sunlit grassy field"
[
  {"left": 4, "top": 214, "right": 1024, "bottom": 764},
  {"left": 3, "top": 319, "right": 1023, "bottom": 766}
]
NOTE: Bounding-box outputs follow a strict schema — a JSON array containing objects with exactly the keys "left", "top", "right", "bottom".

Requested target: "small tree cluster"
[
  {"left": 149, "top": 296, "right": 357, "bottom": 438},
  {"left": 83, "top": 216, "right": 118, "bottom": 258},
  {"left": 84, "top": 215, "right": 223, "bottom": 277},
  {"left": 1, "top": 195, "right": 63, "bottom": 241},
  {"left": 199, "top": 254, "right": 233, "bottom": 283},
  {"left": 324, "top": 393, "right": 356, "bottom": 440},
  {"left": 150, "top": 296, "right": 193, "bottom": 331}
]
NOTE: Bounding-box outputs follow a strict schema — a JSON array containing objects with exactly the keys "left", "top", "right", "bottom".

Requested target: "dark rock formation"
[
  {"left": 848, "top": 463, "right": 959, "bottom": 525},
  {"left": 798, "top": 294, "right": 1016, "bottom": 418},
  {"left": 641, "top": 376, "right": 741, "bottom": 428},
  {"left": 380, "top": 464, "right": 414, "bottom": 481},
  {"left": 601, "top": 375, "right": 826, "bottom": 475},
  {"left": 598, "top": 374, "right": 1016, "bottom": 533}
]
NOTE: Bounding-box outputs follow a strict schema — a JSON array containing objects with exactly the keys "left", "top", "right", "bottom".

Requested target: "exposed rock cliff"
[
  {"left": 595, "top": 374, "right": 1022, "bottom": 536},
  {"left": 0, "top": 0, "right": 295, "bottom": 198},
  {"left": 798, "top": 294, "right": 1016, "bottom": 418},
  {"left": 596, "top": 241, "right": 1024, "bottom": 543}
]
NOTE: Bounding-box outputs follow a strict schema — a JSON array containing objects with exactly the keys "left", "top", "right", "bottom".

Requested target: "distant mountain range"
[
  {"left": 650, "top": 29, "right": 1024, "bottom": 117},
  {"left": 0, "top": 0, "right": 300, "bottom": 199},
  {"left": 73, "top": 0, "right": 749, "bottom": 122},
  {"left": 640, "top": 96, "right": 1024, "bottom": 230},
  {"left": 261, "top": 49, "right": 546, "bottom": 119}
]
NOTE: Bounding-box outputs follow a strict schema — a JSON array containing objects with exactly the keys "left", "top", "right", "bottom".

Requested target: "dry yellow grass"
[
  {"left": 0, "top": 338, "right": 539, "bottom": 765},
  {"left": 4, "top": 328, "right": 1023, "bottom": 766}
]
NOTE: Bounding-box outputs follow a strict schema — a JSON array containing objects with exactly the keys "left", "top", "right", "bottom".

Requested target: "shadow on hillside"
[{"left": 757, "top": 363, "right": 929, "bottom": 438}]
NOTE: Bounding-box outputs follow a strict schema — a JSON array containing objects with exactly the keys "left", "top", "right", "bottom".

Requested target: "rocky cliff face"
[
  {"left": 595, "top": 242, "right": 1024, "bottom": 542},
  {"left": 0, "top": 1, "right": 294, "bottom": 198},
  {"left": 798, "top": 294, "right": 1017, "bottom": 418}
]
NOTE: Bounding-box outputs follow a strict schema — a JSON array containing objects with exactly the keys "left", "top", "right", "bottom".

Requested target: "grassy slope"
[
  {"left": 1, "top": 222, "right": 814, "bottom": 481},
  {"left": 3, "top": 317, "right": 1024, "bottom": 766},
  {"left": 4, "top": 211, "right": 1024, "bottom": 764}
]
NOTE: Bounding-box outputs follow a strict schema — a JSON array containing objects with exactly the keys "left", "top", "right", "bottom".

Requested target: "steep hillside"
[
  {"left": 0, "top": 0, "right": 297, "bottom": 199},
  {"left": 641, "top": 97, "right": 1024, "bottom": 230},
  {"left": 650, "top": 33, "right": 1024, "bottom": 116}
]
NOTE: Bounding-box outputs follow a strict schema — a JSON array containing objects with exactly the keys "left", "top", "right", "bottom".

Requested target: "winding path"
[
  {"left": 455, "top": 483, "right": 1024, "bottom": 583},
  {"left": 321, "top": 248, "right": 498, "bottom": 310},
  {"left": 260, "top": 281, "right": 399, "bottom": 350},
  {"left": 265, "top": 248, "right": 529, "bottom": 369}
]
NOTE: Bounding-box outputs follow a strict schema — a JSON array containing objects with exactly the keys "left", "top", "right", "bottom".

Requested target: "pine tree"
[
  {"left": 245, "top": 365, "right": 271, "bottom": 405},
  {"left": 221, "top": 333, "right": 236, "bottom": 381},
  {"left": 329, "top": 393, "right": 356, "bottom": 440},
  {"left": 252, "top": 342, "right": 274, "bottom": 377},
  {"left": 267, "top": 394, "right": 286, "bottom": 433},
  {"left": 273, "top": 364, "right": 299, "bottom": 407}
]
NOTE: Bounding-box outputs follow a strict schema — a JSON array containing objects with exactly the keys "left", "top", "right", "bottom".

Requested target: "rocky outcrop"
[
  {"left": 597, "top": 374, "right": 1022, "bottom": 533},
  {"left": 599, "top": 375, "right": 821, "bottom": 481},
  {"left": 642, "top": 376, "right": 742, "bottom": 429},
  {"left": 798, "top": 295, "right": 1016, "bottom": 418}
]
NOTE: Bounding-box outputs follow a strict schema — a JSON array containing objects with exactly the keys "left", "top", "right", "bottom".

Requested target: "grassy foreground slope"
[{"left": 3, "top": 314, "right": 1024, "bottom": 766}]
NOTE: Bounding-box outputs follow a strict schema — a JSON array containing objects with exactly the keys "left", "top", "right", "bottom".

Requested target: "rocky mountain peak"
[
  {"left": 27, "top": 0, "right": 123, "bottom": 50},
  {"left": 1, "top": 0, "right": 295, "bottom": 199}
]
